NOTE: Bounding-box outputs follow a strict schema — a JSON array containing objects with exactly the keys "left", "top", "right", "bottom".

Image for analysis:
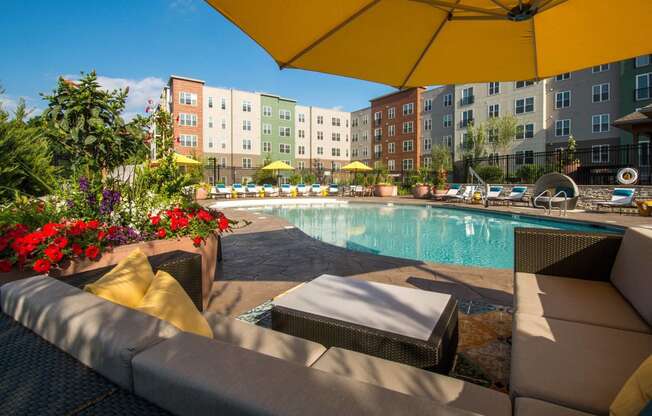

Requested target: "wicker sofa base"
[{"left": 272, "top": 298, "right": 459, "bottom": 373}]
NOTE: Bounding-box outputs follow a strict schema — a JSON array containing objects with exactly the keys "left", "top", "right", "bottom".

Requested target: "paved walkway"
[{"left": 205, "top": 196, "right": 651, "bottom": 317}]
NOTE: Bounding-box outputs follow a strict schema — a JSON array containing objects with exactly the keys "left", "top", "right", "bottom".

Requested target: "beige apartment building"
[
  {"left": 350, "top": 107, "right": 371, "bottom": 165},
  {"left": 420, "top": 85, "right": 455, "bottom": 167}
]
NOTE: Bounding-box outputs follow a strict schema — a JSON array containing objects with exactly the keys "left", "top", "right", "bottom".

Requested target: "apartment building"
[
  {"left": 420, "top": 86, "right": 455, "bottom": 167},
  {"left": 620, "top": 55, "right": 652, "bottom": 146},
  {"left": 261, "top": 93, "right": 295, "bottom": 166},
  {"left": 370, "top": 88, "right": 425, "bottom": 172},
  {"left": 164, "top": 76, "right": 204, "bottom": 157},
  {"left": 350, "top": 107, "right": 371, "bottom": 165}
]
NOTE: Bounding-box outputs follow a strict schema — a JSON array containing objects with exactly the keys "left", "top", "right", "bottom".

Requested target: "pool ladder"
[{"left": 533, "top": 190, "right": 568, "bottom": 216}]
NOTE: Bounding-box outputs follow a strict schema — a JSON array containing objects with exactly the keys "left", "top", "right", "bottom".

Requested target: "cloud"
[
  {"left": 65, "top": 74, "right": 166, "bottom": 120},
  {"left": 169, "top": 0, "right": 198, "bottom": 12},
  {"left": 331, "top": 105, "right": 344, "bottom": 111},
  {"left": 0, "top": 93, "right": 43, "bottom": 118}
]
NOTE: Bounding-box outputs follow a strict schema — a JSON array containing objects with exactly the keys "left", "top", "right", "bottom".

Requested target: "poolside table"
[{"left": 271, "top": 274, "right": 458, "bottom": 373}]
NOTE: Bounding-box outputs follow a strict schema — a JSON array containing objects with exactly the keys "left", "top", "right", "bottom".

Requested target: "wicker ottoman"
[{"left": 271, "top": 275, "right": 458, "bottom": 373}]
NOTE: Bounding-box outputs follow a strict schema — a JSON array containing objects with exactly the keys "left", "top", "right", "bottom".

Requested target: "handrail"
[
  {"left": 533, "top": 190, "right": 551, "bottom": 215},
  {"left": 468, "top": 166, "right": 488, "bottom": 206},
  {"left": 533, "top": 190, "right": 569, "bottom": 216},
  {"left": 553, "top": 190, "right": 568, "bottom": 216}
]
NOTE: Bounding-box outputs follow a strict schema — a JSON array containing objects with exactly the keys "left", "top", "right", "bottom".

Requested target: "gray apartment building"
[
  {"left": 350, "top": 107, "right": 371, "bottom": 165},
  {"left": 420, "top": 85, "right": 455, "bottom": 167}
]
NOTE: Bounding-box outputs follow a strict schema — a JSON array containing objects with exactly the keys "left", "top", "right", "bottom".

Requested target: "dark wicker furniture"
[{"left": 272, "top": 276, "right": 459, "bottom": 373}]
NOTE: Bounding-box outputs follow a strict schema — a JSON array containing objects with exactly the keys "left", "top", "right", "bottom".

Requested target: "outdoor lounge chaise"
[
  {"left": 328, "top": 183, "right": 339, "bottom": 196},
  {"left": 246, "top": 183, "right": 260, "bottom": 196},
  {"left": 511, "top": 226, "right": 652, "bottom": 415},
  {"left": 595, "top": 188, "right": 636, "bottom": 212},
  {"left": 262, "top": 183, "right": 279, "bottom": 197},
  {"left": 231, "top": 183, "right": 247, "bottom": 198},
  {"left": 310, "top": 183, "right": 322, "bottom": 196},
  {"left": 280, "top": 183, "right": 293, "bottom": 196},
  {"left": 446, "top": 185, "right": 475, "bottom": 203},
  {"left": 439, "top": 184, "right": 461, "bottom": 199},
  {"left": 531, "top": 172, "right": 579, "bottom": 211},
  {"left": 210, "top": 184, "right": 232, "bottom": 199},
  {"left": 495, "top": 186, "right": 528, "bottom": 206},
  {"left": 296, "top": 183, "right": 309, "bottom": 196},
  {"left": 485, "top": 185, "right": 503, "bottom": 203}
]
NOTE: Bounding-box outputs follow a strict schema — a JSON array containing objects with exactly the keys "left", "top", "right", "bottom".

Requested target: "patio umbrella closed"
[{"left": 205, "top": 0, "right": 651, "bottom": 88}]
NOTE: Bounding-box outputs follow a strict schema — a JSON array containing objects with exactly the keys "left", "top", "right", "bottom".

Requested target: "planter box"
[
  {"left": 433, "top": 189, "right": 447, "bottom": 198},
  {"left": 195, "top": 188, "right": 209, "bottom": 200},
  {"left": 374, "top": 184, "right": 397, "bottom": 197},
  {"left": 412, "top": 185, "right": 431, "bottom": 199},
  {"left": 0, "top": 235, "right": 220, "bottom": 310}
]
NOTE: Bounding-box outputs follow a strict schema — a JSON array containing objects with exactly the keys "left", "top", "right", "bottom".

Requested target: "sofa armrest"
[
  {"left": 514, "top": 228, "right": 622, "bottom": 281},
  {"left": 55, "top": 250, "right": 204, "bottom": 311}
]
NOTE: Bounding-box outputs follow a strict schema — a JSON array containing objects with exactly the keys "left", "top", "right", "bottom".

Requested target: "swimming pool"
[{"left": 262, "top": 203, "right": 621, "bottom": 269}]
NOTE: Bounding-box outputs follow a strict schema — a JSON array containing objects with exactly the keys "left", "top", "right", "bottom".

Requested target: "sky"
[{"left": 0, "top": 0, "right": 394, "bottom": 119}]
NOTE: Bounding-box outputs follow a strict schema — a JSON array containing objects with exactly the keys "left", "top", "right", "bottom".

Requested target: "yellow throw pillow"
[
  {"left": 610, "top": 355, "right": 652, "bottom": 416},
  {"left": 136, "top": 270, "right": 213, "bottom": 338},
  {"left": 84, "top": 248, "right": 155, "bottom": 308}
]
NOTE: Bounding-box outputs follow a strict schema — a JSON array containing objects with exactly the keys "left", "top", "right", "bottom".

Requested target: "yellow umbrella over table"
[
  {"left": 342, "top": 161, "right": 373, "bottom": 172},
  {"left": 150, "top": 153, "right": 202, "bottom": 166},
  {"left": 204, "top": 0, "right": 651, "bottom": 88},
  {"left": 262, "top": 160, "right": 294, "bottom": 187}
]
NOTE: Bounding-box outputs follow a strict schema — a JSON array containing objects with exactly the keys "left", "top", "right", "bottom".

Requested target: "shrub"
[
  {"left": 515, "top": 164, "right": 558, "bottom": 183},
  {"left": 474, "top": 165, "right": 504, "bottom": 183}
]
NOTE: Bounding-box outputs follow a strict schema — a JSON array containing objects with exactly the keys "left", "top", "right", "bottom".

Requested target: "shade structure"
[
  {"left": 342, "top": 161, "right": 373, "bottom": 172},
  {"left": 150, "top": 153, "right": 202, "bottom": 166},
  {"left": 261, "top": 160, "right": 295, "bottom": 171},
  {"left": 205, "top": 0, "right": 652, "bottom": 88}
]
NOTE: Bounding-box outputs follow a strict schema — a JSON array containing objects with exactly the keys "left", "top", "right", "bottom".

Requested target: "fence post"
[{"left": 505, "top": 154, "right": 510, "bottom": 182}]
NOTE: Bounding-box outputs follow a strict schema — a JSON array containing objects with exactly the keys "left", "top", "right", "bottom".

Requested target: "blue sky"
[{"left": 0, "top": 0, "right": 394, "bottom": 117}]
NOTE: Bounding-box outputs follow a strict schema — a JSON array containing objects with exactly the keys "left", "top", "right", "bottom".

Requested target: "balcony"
[
  {"left": 634, "top": 87, "right": 652, "bottom": 101},
  {"left": 459, "top": 118, "right": 474, "bottom": 128},
  {"left": 459, "top": 95, "right": 475, "bottom": 106},
  {"left": 375, "top": 134, "right": 382, "bottom": 142},
  {"left": 374, "top": 152, "right": 382, "bottom": 159},
  {"left": 374, "top": 118, "right": 382, "bottom": 126}
]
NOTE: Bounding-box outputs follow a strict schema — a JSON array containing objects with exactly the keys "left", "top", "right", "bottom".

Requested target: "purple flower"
[
  {"left": 99, "top": 189, "right": 121, "bottom": 215},
  {"left": 78, "top": 177, "right": 89, "bottom": 193},
  {"left": 66, "top": 199, "right": 74, "bottom": 208}
]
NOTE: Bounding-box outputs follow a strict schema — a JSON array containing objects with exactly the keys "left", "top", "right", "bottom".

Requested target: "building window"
[
  {"left": 555, "top": 73, "right": 571, "bottom": 81},
  {"left": 317, "top": 131, "right": 324, "bottom": 140},
  {"left": 279, "top": 143, "right": 291, "bottom": 154},
  {"left": 262, "top": 105, "right": 272, "bottom": 117},
  {"left": 208, "top": 96, "right": 213, "bottom": 108},
  {"left": 388, "top": 142, "right": 395, "bottom": 154},
  {"left": 488, "top": 82, "right": 500, "bottom": 95},
  {"left": 515, "top": 97, "right": 534, "bottom": 114},
  {"left": 424, "top": 118, "right": 432, "bottom": 131},
  {"left": 592, "top": 83, "right": 610, "bottom": 102},
  {"left": 298, "top": 113, "right": 305, "bottom": 122},
  {"left": 331, "top": 148, "right": 341, "bottom": 157},
  {"left": 317, "top": 146, "right": 323, "bottom": 155},
  {"left": 179, "top": 92, "right": 197, "bottom": 106},
  {"left": 460, "top": 87, "right": 474, "bottom": 105},
  {"left": 515, "top": 80, "right": 535, "bottom": 89},
  {"left": 332, "top": 132, "right": 341, "bottom": 141},
  {"left": 352, "top": 148, "right": 359, "bottom": 158},
  {"left": 262, "top": 123, "right": 271, "bottom": 135},
  {"left": 592, "top": 144, "right": 609, "bottom": 163},
  {"left": 317, "top": 115, "right": 323, "bottom": 124},
  {"left": 374, "top": 111, "right": 382, "bottom": 125},
  {"left": 221, "top": 119, "right": 226, "bottom": 129},
  {"left": 424, "top": 137, "right": 432, "bottom": 152},
  {"left": 242, "top": 158, "right": 252, "bottom": 168},
  {"left": 242, "top": 120, "right": 251, "bottom": 131},
  {"left": 352, "top": 133, "right": 358, "bottom": 142},
  {"left": 402, "top": 159, "right": 414, "bottom": 171},
  {"left": 297, "top": 161, "right": 305, "bottom": 169},
  {"left": 488, "top": 103, "right": 500, "bottom": 118},
  {"left": 179, "top": 134, "right": 197, "bottom": 147},
  {"left": 242, "top": 139, "right": 252, "bottom": 150},
  {"left": 298, "top": 129, "right": 305, "bottom": 138},
  {"left": 592, "top": 64, "right": 609, "bottom": 73},
  {"left": 178, "top": 113, "right": 197, "bottom": 126},
  {"left": 403, "top": 140, "right": 414, "bottom": 152},
  {"left": 352, "top": 117, "right": 358, "bottom": 127},
  {"left": 555, "top": 119, "right": 571, "bottom": 137},
  {"left": 636, "top": 55, "right": 651, "bottom": 68},
  {"left": 443, "top": 93, "right": 452, "bottom": 107},
  {"left": 402, "top": 121, "right": 414, "bottom": 133},
  {"left": 208, "top": 116, "right": 213, "bottom": 128},
  {"left": 516, "top": 123, "right": 534, "bottom": 139},
  {"left": 423, "top": 99, "right": 432, "bottom": 111},
  {"left": 635, "top": 73, "right": 651, "bottom": 101},
  {"left": 220, "top": 97, "right": 226, "bottom": 110},
  {"left": 555, "top": 91, "right": 571, "bottom": 109},
  {"left": 460, "top": 110, "right": 473, "bottom": 127},
  {"left": 515, "top": 150, "right": 534, "bottom": 165},
  {"left": 262, "top": 141, "right": 271, "bottom": 152},
  {"left": 592, "top": 113, "right": 610, "bottom": 133},
  {"left": 388, "top": 125, "right": 395, "bottom": 137},
  {"left": 279, "top": 109, "right": 291, "bottom": 120},
  {"left": 362, "top": 132, "right": 368, "bottom": 141},
  {"left": 402, "top": 102, "right": 414, "bottom": 115},
  {"left": 374, "top": 128, "right": 382, "bottom": 140},
  {"left": 279, "top": 126, "right": 291, "bottom": 137},
  {"left": 423, "top": 157, "right": 432, "bottom": 167},
  {"left": 362, "top": 148, "right": 368, "bottom": 157},
  {"left": 242, "top": 100, "right": 252, "bottom": 112},
  {"left": 207, "top": 137, "right": 214, "bottom": 149},
  {"left": 443, "top": 114, "right": 452, "bottom": 128},
  {"left": 331, "top": 117, "right": 340, "bottom": 126},
  {"left": 298, "top": 145, "right": 305, "bottom": 155},
  {"left": 442, "top": 135, "right": 452, "bottom": 147},
  {"left": 388, "top": 160, "right": 395, "bottom": 171}
]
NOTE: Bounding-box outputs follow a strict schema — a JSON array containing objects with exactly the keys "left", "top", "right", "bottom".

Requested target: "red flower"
[
  {"left": 150, "top": 215, "right": 161, "bottom": 225},
  {"left": 108, "top": 226, "right": 118, "bottom": 235},
  {"left": 85, "top": 245, "right": 100, "bottom": 260},
  {"left": 69, "top": 220, "right": 86, "bottom": 235},
  {"left": 157, "top": 228, "right": 167, "bottom": 239},
  {"left": 192, "top": 236, "right": 202, "bottom": 247},
  {"left": 218, "top": 216, "right": 229, "bottom": 231},
  {"left": 170, "top": 216, "right": 188, "bottom": 231},
  {"left": 44, "top": 245, "right": 63, "bottom": 263},
  {"left": 86, "top": 220, "right": 99, "bottom": 230},
  {"left": 71, "top": 243, "right": 83, "bottom": 257},
  {"left": 97, "top": 230, "right": 107, "bottom": 241},
  {"left": 33, "top": 258, "right": 51, "bottom": 273},
  {"left": 42, "top": 223, "right": 61, "bottom": 238},
  {"left": 0, "top": 260, "right": 12, "bottom": 273},
  {"left": 53, "top": 236, "right": 68, "bottom": 249},
  {"left": 0, "top": 237, "right": 9, "bottom": 252},
  {"left": 197, "top": 209, "right": 213, "bottom": 222}
]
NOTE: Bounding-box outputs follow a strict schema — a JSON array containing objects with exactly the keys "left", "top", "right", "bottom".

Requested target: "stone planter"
[
  {"left": 195, "top": 187, "right": 209, "bottom": 200},
  {"left": 374, "top": 184, "right": 397, "bottom": 197},
  {"left": 412, "top": 185, "right": 431, "bottom": 199},
  {"left": 433, "top": 189, "right": 447, "bottom": 198},
  {"left": 0, "top": 235, "right": 220, "bottom": 310}
]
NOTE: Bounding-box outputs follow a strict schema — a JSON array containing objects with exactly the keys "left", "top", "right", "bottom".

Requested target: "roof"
[
  {"left": 169, "top": 75, "right": 205, "bottom": 84},
  {"left": 613, "top": 104, "right": 652, "bottom": 129},
  {"left": 259, "top": 92, "right": 297, "bottom": 103},
  {"left": 369, "top": 87, "right": 426, "bottom": 103}
]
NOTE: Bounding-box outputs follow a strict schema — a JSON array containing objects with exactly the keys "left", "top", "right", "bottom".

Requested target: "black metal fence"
[{"left": 453, "top": 143, "right": 651, "bottom": 185}]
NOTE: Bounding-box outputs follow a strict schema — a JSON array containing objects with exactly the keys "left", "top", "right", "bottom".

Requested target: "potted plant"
[
  {"left": 411, "top": 168, "right": 431, "bottom": 198},
  {"left": 563, "top": 135, "right": 580, "bottom": 175},
  {"left": 372, "top": 164, "right": 397, "bottom": 197},
  {"left": 431, "top": 145, "right": 452, "bottom": 197}
]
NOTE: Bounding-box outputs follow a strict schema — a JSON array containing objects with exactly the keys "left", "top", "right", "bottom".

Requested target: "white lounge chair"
[
  {"left": 328, "top": 184, "right": 339, "bottom": 196},
  {"left": 210, "top": 184, "right": 231, "bottom": 199},
  {"left": 296, "top": 183, "right": 309, "bottom": 196},
  {"left": 231, "top": 183, "right": 247, "bottom": 197},
  {"left": 280, "top": 183, "right": 293, "bottom": 196},
  {"left": 441, "top": 184, "right": 462, "bottom": 200},
  {"left": 496, "top": 186, "right": 528, "bottom": 206},
  {"left": 311, "top": 183, "right": 322, "bottom": 196},
  {"left": 263, "top": 184, "right": 279, "bottom": 197},
  {"left": 246, "top": 183, "right": 260, "bottom": 197},
  {"left": 596, "top": 188, "right": 636, "bottom": 212},
  {"left": 449, "top": 185, "right": 476, "bottom": 203},
  {"left": 485, "top": 185, "right": 504, "bottom": 204}
]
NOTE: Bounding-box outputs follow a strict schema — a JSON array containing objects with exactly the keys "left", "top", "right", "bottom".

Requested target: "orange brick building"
[{"left": 166, "top": 76, "right": 205, "bottom": 158}]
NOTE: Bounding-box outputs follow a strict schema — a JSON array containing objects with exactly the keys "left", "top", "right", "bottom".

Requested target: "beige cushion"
[
  {"left": 132, "top": 332, "right": 477, "bottom": 416},
  {"left": 515, "top": 272, "right": 650, "bottom": 333},
  {"left": 203, "top": 312, "right": 326, "bottom": 366},
  {"left": 514, "top": 398, "right": 596, "bottom": 416},
  {"left": 511, "top": 313, "right": 652, "bottom": 415},
  {"left": 1, "top": 275, "right": 178, "bottom": 390},
  {"left": 610, "top": 227, "right": 652, "bottom": 326},
  {"left": 312, "top": 347, "right": 511, "bottom": 416}
]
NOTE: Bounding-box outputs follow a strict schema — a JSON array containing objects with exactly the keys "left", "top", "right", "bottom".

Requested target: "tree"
[
  {"left": 431, "top": 144, "right": 452, "bottom": 189},
  {"left": 41, "top": 71, "right": 149, "bottom": 177},
  {"left": 487, "top": 115, "right": 518, "bottom": 155},
  {"left": 462, "top": 120, "right": 487, "bottom": 159}
]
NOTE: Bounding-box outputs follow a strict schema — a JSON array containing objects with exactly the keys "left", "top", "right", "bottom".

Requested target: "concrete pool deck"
[{"left": 203, "top": 196, "right": 651, "bottom": 317}]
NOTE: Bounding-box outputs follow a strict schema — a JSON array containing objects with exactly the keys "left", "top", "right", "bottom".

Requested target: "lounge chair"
[
  {"left": 446, "top": 185, "right": 475, "bottom": 202},
  {"left": 595, "top": 188, "right": 636, "bottom": 213},
  {"left": 328, "top": 184, "right": 339, "bottom": 196},
  {"left": 210, "top": 184, "right": 231, "bottom": 199},
  {"left": 262, "top": 183, "right": 279, "bottom": 197},
  {"left": 485, "top": 185, "right": 504, "bottom": 204},
  {"left": 310, "top": 183, "right": 323, "bottom": 196},
  {"left": 296, "top": 183, "right": 309, "bottom": 196},
  {"left": 496, "top": 186, "right": 528, "bottom": 206},
  {"left": 280, "top": 183, "right": 293, "bottom": 196},
  {"left": 246, "top": 183, "right": 260, "bottom": 197},
  {"left": 232, "top": 183, "right": 247, "bottom": 197},
  {"left": 532, "top": 172, "right": 579, "bottom": 211},
  {"left": 440, "top": 184, "right": 462, "bottom": 200},
  {"left": 353, "top": 185, "right": 365, "bottom": 197}
]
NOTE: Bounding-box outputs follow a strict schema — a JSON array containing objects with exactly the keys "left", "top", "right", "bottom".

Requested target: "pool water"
[{"left": 264, "top": 203, "right": 621, "bottom": 269}]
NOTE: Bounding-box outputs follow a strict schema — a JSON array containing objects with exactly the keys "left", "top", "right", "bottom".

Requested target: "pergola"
[{"left": 613, "top": 104, "right": 652, "bottom": 145}]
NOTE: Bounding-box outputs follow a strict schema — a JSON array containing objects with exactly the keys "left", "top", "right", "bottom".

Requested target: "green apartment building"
[
  {"left": 619, "top": 55, "right": 652, "bottom": 144},
  {"left": 260, "top": 94, "right": 296, "bottom": 165}
]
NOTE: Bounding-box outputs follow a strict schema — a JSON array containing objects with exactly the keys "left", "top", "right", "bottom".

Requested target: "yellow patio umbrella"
[
  {"left": 150, "top": 153, "right": 202, "bottom": 166},
  {"left": 261, "top": 160, "right": 295, "bottom": 171},
  {"left": 342, "top": 161, "right": 373, "bottom": 172},
  {"left": 205, "top": 0, "right": 651, "bottom": 87}
]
